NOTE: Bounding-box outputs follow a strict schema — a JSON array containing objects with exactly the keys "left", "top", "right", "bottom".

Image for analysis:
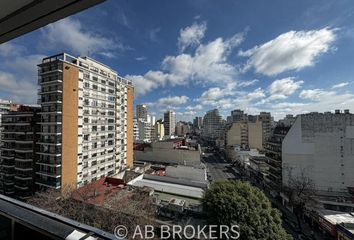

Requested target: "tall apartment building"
[
  {"left": 258, "top": 112, "right": 272, "bottom": 142},
  {"left": 0, "top": 106, "right": 39, "bottom": 200},
  {"left": 136, "top": 104, "right": 148, "bottom": 121},
  {"left": 282, "top": 111, "right": 354, "bottom": 204},
  {"left": 36, "top": 53, "right": 134, "bottom": 190},
  {"left": 263, "top": 123, "right": 291, "bottom": 195},
  {"left": 230, "top": 109, "right": 248, "bottom": 123},
  {"left": 164, "top": 110, "right": 176, "bottom": 136},
  {"left": 193, "top": 117, "right": 203, "bottom": 129},
  {"left": 202, "top": 109, "right": 224, "bottom": 139}
]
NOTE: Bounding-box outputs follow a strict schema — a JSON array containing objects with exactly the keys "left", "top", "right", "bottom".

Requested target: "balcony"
[
  {"left": 35, "top": 179, "right": 61, "bottom": 189},
  {"left": 14, "top": 175, "right": 32, "bottom": 181},
  {"left": 36, "top": 171, "right": 61, "bottom": 178}
]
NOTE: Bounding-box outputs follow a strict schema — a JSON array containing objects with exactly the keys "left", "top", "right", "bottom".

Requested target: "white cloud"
[
  {"left": 178, "top": 22, "right": 207, "bottom": 52},
  {"left": 135, "top": 56, "right": 147, "bottom": 61},
  {"left": 41, "top": 18, "right": 123, "bottom": 56},
  {"left": 0, "top": 43, "right": 25, "bottom": 57},
  {"left": 199, "top": 82, "right": 237, "bottom": 101},
  {"left": 239, "top": 28, "right": 336, "bottom": 75},
  {"left": 246, "top": 88, "right": 266, "bottom": 100},
  {"left": 268, "top": 77, "right": 304, "bottom": 100},
  {"left": 156, "top": 95, "right": 189, "bottom": 106},
  {"left": 332, "top": 82, "right": 349, "bottom": 89},
  {"left": 299, "top": 89, "right": 335, "bottom": 101},
  {"left": 0, "top": 71, "right": 37, "bottom": 103},
  {"left": 128, "top": 31, "right": 244, "bottom": 96},
  {"left": 186, "top": 104, "right": 203, "bottom": 111},
  {"left": 238, "top": 79, "right": 259, "bottom": 87}
]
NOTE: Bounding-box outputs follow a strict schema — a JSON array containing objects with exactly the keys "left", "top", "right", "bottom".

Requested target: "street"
[
  {"left": 201, "top": 147, "right": 328, "bottom": 240},
  {"left": 202, "top": 151, "right": 240, "bottom": 182}
]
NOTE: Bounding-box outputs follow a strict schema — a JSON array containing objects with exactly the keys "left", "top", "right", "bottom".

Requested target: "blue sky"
[{"left": 1, "top": 0, "right": 354, "bottom": 121}]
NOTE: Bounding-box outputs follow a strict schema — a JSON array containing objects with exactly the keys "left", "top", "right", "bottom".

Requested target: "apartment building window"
[{"left": 92, "top": 126, "right": 97, "bottom": 132}]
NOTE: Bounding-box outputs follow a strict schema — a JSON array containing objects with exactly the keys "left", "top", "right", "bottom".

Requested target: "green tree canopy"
[{"left": 203, "top": 180, "right": 292, "bottom": 240}]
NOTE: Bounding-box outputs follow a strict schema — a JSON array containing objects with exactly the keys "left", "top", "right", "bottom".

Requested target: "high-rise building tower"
[
  {"left": 36, "top": 53, "right": 134, "bottom": 190},
  {"left": 0, "top": 106, "right": 40, "bottom": 200},
  {"left": 163, "top": 110, "right": 176, "bottom": 136},
  {"left": 202, "top": 109, "right": 224, "bottom": 139},
  {"left": 136, "top": 104, "right": 148, "bottom": 121}
]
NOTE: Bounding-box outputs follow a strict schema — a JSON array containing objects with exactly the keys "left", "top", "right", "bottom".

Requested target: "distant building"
[
  {"left": 282, "top": 111, "right": 354, "bottom": 209},
  {"left": 0, "top": 106, "right": 40, "bottom": 200},
  {"left": 175, "top": 121, "right": 191, "bottom": 137},
  {"left": 133, "top": 118, "right": 139, "bottom": 141},
  {"left": 230, "top": 109, "right": 247, "bottom": 123},
  {"left": 164, "top": 110, "right": 176, "bottom": 136},
  {"left": 258, "top": 112, "right": 272, "bottom": 143},
  {"left": 202, "top": 109, "right": 224, "bottom": 139},
  {"left": 226, "top": 122, "right": 248, "bottom": 148},
  {"left": 278, "top": 114, "right": 296, "bottom": 126},
  {"left": 193, "top": 117, "right": 203, "bottom": 129},
  {"left": 136, "top": 104, "right": 148, "bottom": 121},
  {"left": 137, "top": 120, "right": 154, "bottom": 142},
  {"left": 154, "top": 120, "right": 165, "bottom": 141},
  {"left": 225, "top": 110, "right": 271, "bottom": 149}
]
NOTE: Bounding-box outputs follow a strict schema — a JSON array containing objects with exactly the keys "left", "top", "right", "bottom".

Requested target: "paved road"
[{"left": 202, "top": 151, "right": 240, "bottom": 182}]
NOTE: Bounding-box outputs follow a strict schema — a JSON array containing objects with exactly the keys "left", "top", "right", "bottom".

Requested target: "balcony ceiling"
[{"left": 0, "top": 0, "right": 105, "bottom": 44}]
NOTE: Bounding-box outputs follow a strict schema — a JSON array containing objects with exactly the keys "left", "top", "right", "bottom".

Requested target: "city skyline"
[{"left": 1, "top": 0, "right": 354, "bottom": 121}]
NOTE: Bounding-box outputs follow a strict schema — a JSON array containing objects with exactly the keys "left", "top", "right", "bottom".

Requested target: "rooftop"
[
  {"left": 72, "top": 177, "right": 126, "bottom": 205},
  {"left": 318, "top": 209, "right": 354, "bottom": 225}
]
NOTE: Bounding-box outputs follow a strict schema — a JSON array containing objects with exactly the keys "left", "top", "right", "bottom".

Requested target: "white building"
[
  {"left": 37, "top": 53, "right": 134, "bottom": 189},
  {"left": 282, "top": 111, "right": 354, "bottom": 196}
]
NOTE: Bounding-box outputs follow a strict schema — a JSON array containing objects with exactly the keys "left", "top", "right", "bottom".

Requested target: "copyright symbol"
[{"left": 114, "top": 225, "right": 128, "bottom": 239}]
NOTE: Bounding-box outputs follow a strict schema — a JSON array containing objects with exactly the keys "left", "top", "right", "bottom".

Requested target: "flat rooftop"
[
  {"left": 318, "top": 209, "right": 354, "bottom": 225},
  {"left": 128, "top": 175, "right": 205, "bottom": 199}
]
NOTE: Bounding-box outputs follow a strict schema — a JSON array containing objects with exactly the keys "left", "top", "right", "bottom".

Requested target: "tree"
[
  {"left": 203, "top": 180, "right": 292, "bottom": 240},
  {"left": 27, "top": 186, "right": 157, "bottom": 237},
  {"left": 283, "top": 167, "right": 317, "bottom": 230}
]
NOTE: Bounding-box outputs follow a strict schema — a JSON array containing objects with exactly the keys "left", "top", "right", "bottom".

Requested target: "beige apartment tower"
[{"left": 37, "top": 53, "right": 133, "bottom": 190}]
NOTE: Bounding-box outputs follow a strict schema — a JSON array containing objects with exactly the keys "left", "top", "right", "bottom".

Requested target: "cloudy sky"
[{"left": 1, "top": 0, "right": 354, "bottom": 120}]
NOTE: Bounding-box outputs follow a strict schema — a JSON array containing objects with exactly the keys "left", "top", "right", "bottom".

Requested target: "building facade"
[
  {"left": 202, "top": 109, "right": 224, "bottom": 139},
  {"left": 154, "top": 120, "right": 165, "bottom": 141},
  {"left": 0, "top": 106, "right": 40, "bottom": 200},
  {"left": 282, "top": 111, "right": 354, "bottom": 197},
  {"left": 263, "top": 123, "right": 291, "bottom": 194},
  {"left": 136, "top": 104, "right": 148, "bottom": 121},
  {"left": 36, "top": 53, "right": 133, "bottom": 190},
  {"left": 164, "top": 110, "right": 176, "bottom": 136}
]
